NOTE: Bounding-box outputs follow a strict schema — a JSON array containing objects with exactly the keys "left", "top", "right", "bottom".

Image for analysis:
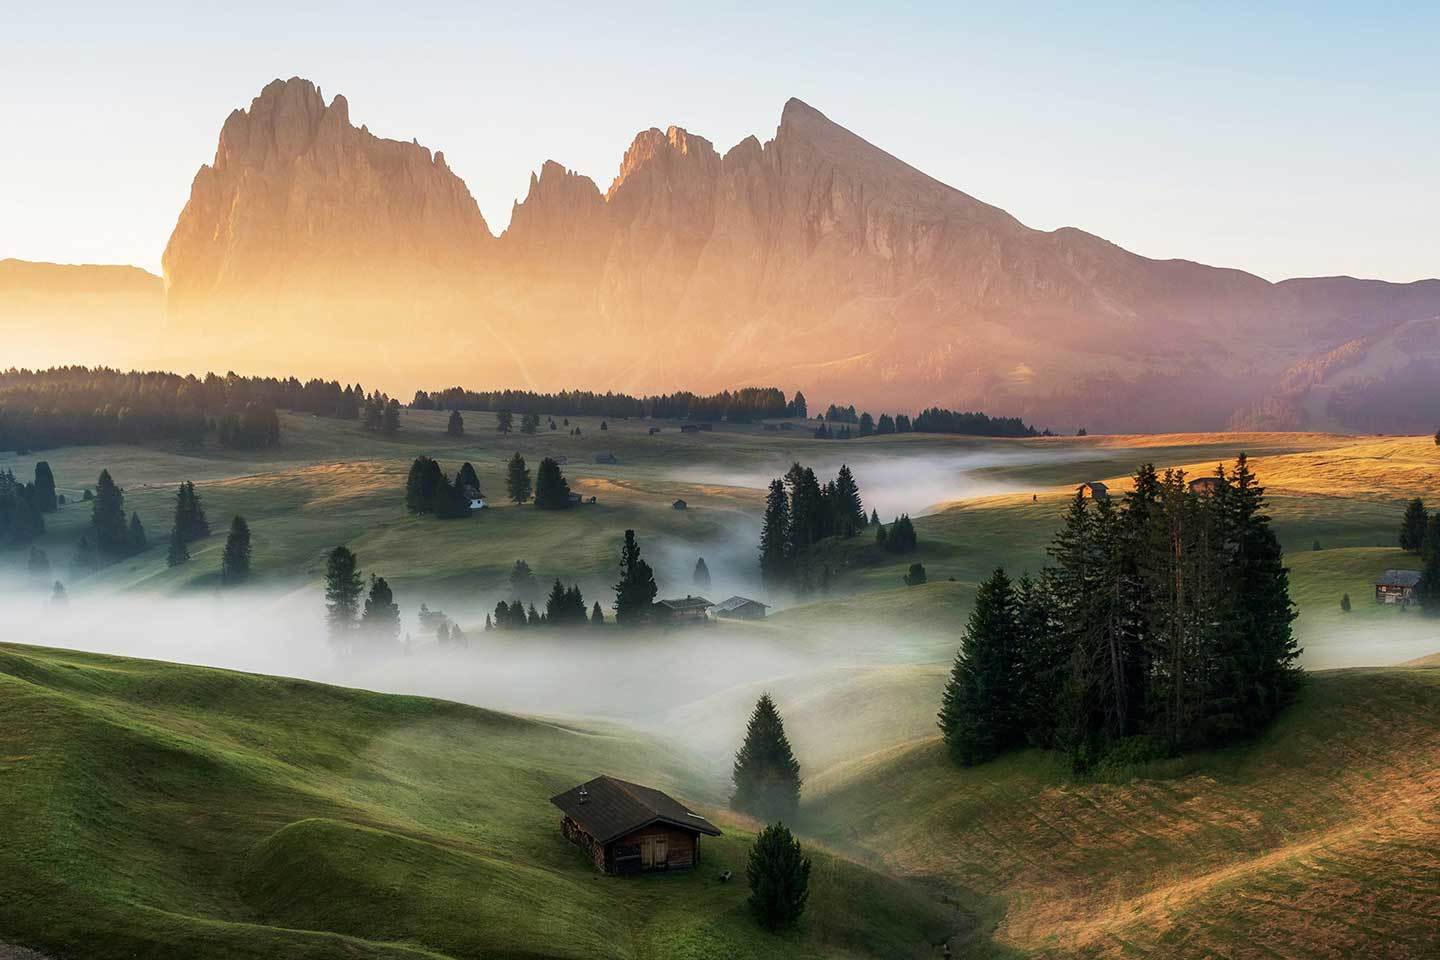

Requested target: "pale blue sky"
[{"left": 2, "top": 1, "right": 1436, "bottom": 281}]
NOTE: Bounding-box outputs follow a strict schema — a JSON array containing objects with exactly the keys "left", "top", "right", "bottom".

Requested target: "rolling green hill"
[{"left": 0, "top": 643, "right": 954, "bottom": 960}]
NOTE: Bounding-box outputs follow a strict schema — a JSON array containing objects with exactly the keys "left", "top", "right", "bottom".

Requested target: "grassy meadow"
[{"left": 2, "top": 410, "right": 1438, "bottom": 958}]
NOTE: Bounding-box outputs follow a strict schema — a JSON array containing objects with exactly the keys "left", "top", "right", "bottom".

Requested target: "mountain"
[{"left": 48, "top": 79, "right": 1440, "bottom": 430}]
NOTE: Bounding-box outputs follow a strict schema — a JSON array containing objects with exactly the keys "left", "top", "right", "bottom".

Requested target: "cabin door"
[{"left": 640, "top": 835, "right": 667, "bottom": 868}]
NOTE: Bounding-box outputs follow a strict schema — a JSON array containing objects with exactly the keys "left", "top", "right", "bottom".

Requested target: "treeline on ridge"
[{"left": 413, "top": 386, "right": 802, "bottom": 423}]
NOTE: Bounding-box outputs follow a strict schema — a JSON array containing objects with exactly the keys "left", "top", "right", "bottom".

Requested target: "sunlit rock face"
[
  {"left": 162, "top": 77, "right": 490, "bottom": 313},
  {"left": 158, "top": 81, "right": 1440, "bottom": 431}
]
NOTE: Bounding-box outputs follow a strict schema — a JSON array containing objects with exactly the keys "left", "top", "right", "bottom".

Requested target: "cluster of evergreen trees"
[
  {"left": 500, "top": 454, "right": 571, "bottom": 509},
  {"left": 488, "top": 579, "right": 601, "bottom": 630},
  {"left": 758, "top": 463, "right": 867, "bottom": 586},
  {"left": 874, "top": 514, "right": 918, "bottom": 554},
  {"left": 164, "top": 481, "right": 211, "bottom": 566},
  {"left": 413, "top": 386, "right": 804, "bottom": 422},
  {"left": 76, "top": 469, "right": 147, "bottom": 565},
  {"left": 418, "top": 603, "right": 468, "bottom": 646},
  {"left": 0, "top": 463, "right": 54, "bottom": 546},
  {"left": 323, "top": 546, "right": 401, "bottom": 650},
  {"left": 0, "top": 367, "right": 366, "bottom": 452},
  {"left": 361, "top": 392, "right": 402, "bottom": 436},
  {"left": 405, "top": 457, "right": 481, "bottom": 519},
  {"left": 1399, "top": 498, "right": 1440, "bottom": 613},
  {"left": 814, "top": 403, "right": 1041, "bottom": 439},
  {"left": 940, "top": 457, "right": 1301, "bottom": 771}
]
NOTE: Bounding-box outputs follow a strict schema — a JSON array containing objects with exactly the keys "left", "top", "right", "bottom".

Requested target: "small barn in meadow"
[
  {"left": 655, "top": 596, "right": 713, "bottom": 622},
  {"left": 1078, "top": 481, "right": 1110, "bottom": 501},
  {"left": 672, "top": 499, "right": 688, "bottom": 510},
  {"left": 680, "top": 423, "right": 701, "bottom": 433},
  {"left": 551, "top": 775, "right": 721, "bottom": 874},
  {"left": 1375, "top": 569, "right": 1421, "bottom": 605},
  {"left": 710, "top": 596, "right": 769, "bottom": 621}
]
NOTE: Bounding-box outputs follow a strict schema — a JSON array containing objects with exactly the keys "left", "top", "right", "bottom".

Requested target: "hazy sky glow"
[{"left": 2, "top": 1, "right": 1436, "bottom": 281}]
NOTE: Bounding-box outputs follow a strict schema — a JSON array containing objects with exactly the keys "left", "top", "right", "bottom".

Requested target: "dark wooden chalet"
[
  {"left": 1375, "top": 569, "right": 1421, "bottom": 605},
  {"left": 711, "top": 596, "right": 769, "bottom": 621},
  {"left": 1188, "top": 476, "right": 1222, "bottom": 496},
  {"left": 656, "top": 595, "right": 713, "bottom": 622},
  {"left": 552, "top": 775, "right": 721, "bottom": 874},
  {"left": 1077, "top": 481, "right": 1110, "bottom": 501}
]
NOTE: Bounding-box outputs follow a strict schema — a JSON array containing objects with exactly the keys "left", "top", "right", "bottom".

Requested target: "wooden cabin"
[
  {"left": 1375, "top": 569, "right": 1421, "bottom": 605},
  {"left": 710, "top": 596, "right": 769, "bottom": 621},
  {"left": 680, "top": 424, "right": 701, "bottom": 433},
  {"left": 551, "top": 775, "right": 721, "bottom": 874},
  {"left": 672, "top": 499, "right": 688, "bottom": 510},
  {"left": 1077, "top": 481, "right": 1110, "bottom": 501},
  {"left": 1188, "top": 476, "right": 1222, "bottom": 496},
  {"left": 656, "top": 596, "right": 713, "bottom": 622}
]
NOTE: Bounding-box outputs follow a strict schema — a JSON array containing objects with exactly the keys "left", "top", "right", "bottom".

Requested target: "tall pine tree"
[
  {"left": 613, "top": 529, "right": 658, "bottom": 625},
  {"left": 939, "top": 567, "right": 1021, "bottom": 764},
  {"left": 221, "top": 515, "right": 252, "bottom": 585},
  {"left": 731, "top": 693, "right": 803, "bottom": 821}
]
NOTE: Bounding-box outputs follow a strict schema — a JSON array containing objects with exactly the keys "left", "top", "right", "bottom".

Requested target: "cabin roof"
[
  {"left": 1079, "top": 481, "right": 1109, "bottom": 495},
  {"left": 656, "top": 595, "right": 713, "bottom": 611},
  {"left": 551, "top": 775, "right": 721, "bottom": 844},
  {"left": 1376, "top": 569, "right": 1422, "bottom": 588},
  {"left": 712, "top": 595, "right": 768, "bottom": 613}
]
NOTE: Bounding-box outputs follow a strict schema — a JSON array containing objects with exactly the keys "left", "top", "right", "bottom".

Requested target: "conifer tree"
[
  {"left": 324, "top": 546, "right": 364, "bottom": 641},
  {"left": 382, "top": 399, "right": 402, "bottom": 436},
  {"left": 1400, "top": 498, "right": 1428, "bottom": 552},
  {"left": 32, "top": 461, "right": 57, "bottom": 513},
  {"left": 903, "top": 562, "right": 927, "bottom": 585},
  {"left": 759, "top": 479, "right": 789, "bottom": 586},
  {"left": 166, "top": 526, "right": 189, "bottom": 567},
  {"left": 221, "top": 515, "right": 252, "bottom": 585},
  {"left": 1418, "top": 514, "right": 1440, "bottom": 615},
  {"left": 746, "top": 823, "right": 811, "bottom": 931},
  {"left": 693, "top": 556, "right": 712, "bottom": 591},
  {"left": 520, "top": 412, "right": 540, "bottom": 435},
  {"left": 533, "top": 457, "right": 571, "bottom": 509},
  {"left": 446, "top": 409, "right": 464, "bottom": 437},
  {"left": 870, "top": 508, "right": 880, "bottom": 526},
  {"left": 456, "top": 461, "right": 481, "bottom": 494},
  {"left": 591, "top": 601, "right": 605, "bottom": 625},
  {"left": 731, "top": 693, "right": 803, "bottom": 821},
  {"left": 128, "top": 511, "right": 147, "bottom": 552},
  {"left": 834, "top": 464, "right": 865, "bottom": 536},
  {"left": 406, "top": 456, "right": 443, "bottom": 513},
  {"left": 939, "top": 567, "right": 1021, "bottom": 764},
  {"left": 496, "top": 410, "right": 513, "bottom": 434},
  {"left": 506, "top": 453, "right": 532, "bottom": 504},
  {"left": 91, "top": 469, "right": 129, "bottom": 557},
  {"left": 171, "top": 481, "right": 211, "bottom": 543},
  {"left": 509, "top": 559, "right": 539, "bottom": 601},
  {"left": 362, "top": 575, "right": 401, "bottom": 644},
  {"left": 613, "top": 529, "right": 658, "bottom": 625}
]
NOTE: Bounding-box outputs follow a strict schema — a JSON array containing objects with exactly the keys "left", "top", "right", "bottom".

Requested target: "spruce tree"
[
  {"left": 1418, "top": 514, "right": 1440, "bottom": 615},
  {"left": 91, "top": 470, "right": 129, "bottom": 556},
  {"left": 758, "top": 479, "right": 789, "bottom": 587},
  {"left": 456, "top": 461, "right": 481, "bottom": 494},
  {"left": 939, "top": 567, "right": 1020, "bottom": 765},
  {"left": 1400, "top": 498, "right": 1428, "bottom": 552},
  {"left": 834, "top": 464, "right": 865, "bottom": 536},
  {"left": 613, "top": 529, "right": 658, "bottom": 625},
  {"left": 446, "top": 409, "right": 465, "bottom": 437},
  {"left": 221, "top": 515, "right": 252, "bottom": 585},
  {"left": 172, "top": 481, "right": 211, "bottom": 543},
  {"left": 903, "top": 562, "right": 927, "bottom": 585},
  {"left": 362, "top": 575, "right": 401, "bottom": 644},
  {"left": 591, "top": 601, "right": 605, "bottom": 625},
  {"left": 533, "top": 457, "right": 571, "bottom": 509},
  {"left": 496, "top": 410, "right": 513, "bottom": 434},
  {"left": 166, "top": 526, "right": 189, "bottom": 567},
  {"left": 33, "top": 462, "right": 57, "bottom": 513},
  {"left": 506, "top": 453, "right": 532, "bottom": 504},
  {"left": 128, "top": 512, "right": 147, "bottom": 552},
  {"left": 746, "top": 823, "right": 811, "bottom": 931},
  {"left": 382, "top": 399, "right": 401, "bottom": 436},
  {"left": 693, "top": 556, "right": 712, "bottom": 591},
  {"left": 324, "top": 546, "right": 364, "bottom": 641},
  {"left": 731, "top": 693, "right": 803, "bottom": 821},
  {"left": 406, "top": 456, "right": 443, "bottom": 513},
  {"left": 509, "top": 559, "right": 538, "bottom": 601}
]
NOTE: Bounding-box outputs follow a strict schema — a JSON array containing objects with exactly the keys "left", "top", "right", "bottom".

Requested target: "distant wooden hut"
[
  {"left": 655, "top": 596, "right": 713, "bottom": 622},
  {"left": 1375, "top": 570, "right": 1421, "bottom": 605},
  {"left": 1077, "top": 481, "right": 1110, "bottom": 501},
  {"left": 1188, "top": 476, "right": 1222, "bottom": 496},
  {"left": 710, "top": 596, "right": 769, "bottom": 621},
  {"left": 551, "top": 776, "right": 721, "bottom": 874},
  {"left": 672, "top": 499, "right": 688, "bottom": 510},
  {"left": 680, "top": 424, "right": 701, "bottom": 434}
]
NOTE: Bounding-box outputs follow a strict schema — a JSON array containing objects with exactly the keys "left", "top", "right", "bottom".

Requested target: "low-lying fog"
[{"left": 668, "top": 449, "right": 1092, "bottom": 517}]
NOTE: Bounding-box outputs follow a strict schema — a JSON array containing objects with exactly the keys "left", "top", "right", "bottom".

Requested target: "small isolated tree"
[
  {"left": 508, "top": 559, "right": 539, "bottom": 601},
  {"left": 506, "top": 453, "right": 532, "bottom": 504},
  {"left": 693, "top": 556, "right": 712, "bottom": 591},
  {"left": 903, "top": 561, "right": 927, "bottom": 586},
  {"left": 731, "top": 693, "right": 802, "bottom": 821},
  {"left": 52, "top": 580, "right": 68, "bottom": 605},
  {"left": 1400, "top": 498, "right": 1428, "bottom": 552},
  {"left": 166, "top": 526, "right": 189, "bottom": 567},
  {"left": 746, "top": 823, "right": 811, "bottom": 931},
  {"left": 613, "top": 529, "right": 658, "bottom": 626},
  {"left": 171, "top": 481, "right": 211, "bottom": 544},
  {"left": 362, "top": 575, "right": 401, "bottom": 644},
  {"left": 33, "top": 461, "right": 57, "bottom": 513},
  {"left": 1340, "top": 592, "right": 1352, "bottom": 613},
  {"left": 533, "top": 457, "right": 571, "bottom": 509},
  {"left": 446, "top": 409, "right": 464, "bottom": 437},
  {"left": 128, "top": 512, "right": 147, "bottom": 552},
  {"left": 91, "top": 469, "right": 129, "bottom": 557},
  {"left": 591, "top": 601, "right": 605, "bottom": 625},
  {"left": 324, "top": 546, "right": 364, "bottom": 640},
  {"left": 221, "top": 515, "right": 252, "bottom": 585},
  {"left": 382, "top": 398, "right": 402, "bottom": 436},
  {"left": 496, "top": 410, "right": 513, "bottom": 434}
]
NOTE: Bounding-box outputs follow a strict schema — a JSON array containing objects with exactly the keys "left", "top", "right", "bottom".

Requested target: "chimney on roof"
[{"left": 578, "top": 785, "right": 589, "bottom": 804}]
